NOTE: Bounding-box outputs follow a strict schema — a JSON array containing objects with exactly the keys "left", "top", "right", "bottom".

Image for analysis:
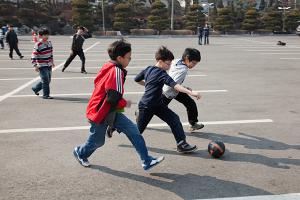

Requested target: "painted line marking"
[
  {"left": 0, "top": 59, "right": 154, "bottom": 62},
  {"left": 0, "top": 119, "right": 273, "bottom": 134},
  {"left": 0, "top": 42, "right": 100, "bottom": 103},
  {"left": 195, "top": 193, "right": 300, "bottom": 200},
  {"left": 244, "top": 49, "right": 300, "bottom": 52},
  {"left": 0, "top": 74, "right": 207, "bottom": 81},
  {"left": 260, "top": 53, "right": 300, "bottom": 55},
  {"left": 7, "top": 90, "right": 227, "bottom": 98},
  {"left": 280, "top": 58, "right": 300, "bottom": 60}
]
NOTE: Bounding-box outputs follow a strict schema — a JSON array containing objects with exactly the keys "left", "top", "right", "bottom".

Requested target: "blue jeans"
[
  {"left": 77, "top": 113, "right": 152, "bottom": 164},
  {"left": 32, "top": 67, "right": 52, "bottom": 97}
]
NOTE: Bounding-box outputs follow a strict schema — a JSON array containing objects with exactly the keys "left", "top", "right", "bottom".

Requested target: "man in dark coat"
[{"left": 5, "top": 25, "right": 23, "bottom": 59}]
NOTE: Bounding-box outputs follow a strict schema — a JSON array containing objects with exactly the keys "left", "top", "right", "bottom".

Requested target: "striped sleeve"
[{"left": 105, "top": 66, "right": 124, "bottom": 94}]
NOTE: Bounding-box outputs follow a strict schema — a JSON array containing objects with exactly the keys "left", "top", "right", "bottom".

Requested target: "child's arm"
[
  {"left": 134, "top": 69, "right": 145, "bottom": 86},
  {"left": 31, "top": 43, "right": 39, "bottom": 71},
  {"left": 174, "top": 84, "right": 201, "bottom": 100}
]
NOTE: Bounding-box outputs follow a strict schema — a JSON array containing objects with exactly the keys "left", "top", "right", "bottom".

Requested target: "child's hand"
[
  {"left": 191, "top": 91, "right": 201, "bottom": 100},
  {"left": 126, "top": 100, "right": 132, "bottom": 108},
  {"left": 34, "top": 66, "right": 39, "bottom": 72}
]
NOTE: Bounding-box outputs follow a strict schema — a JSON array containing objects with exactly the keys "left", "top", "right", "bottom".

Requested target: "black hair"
[
  {"left": 182, "top": 48, "right": 201, "bottom": 62},
  {"left": 38, "top": 29, "right": 50, "bottom": 36},
  {"left": 78, "top": 26, "right": 85, "bottom": 31},
  {"left": 107, "top": 39, "right": 131, "bottom": 60},
  {"left": 155, "top": 46, "right": 174, "bottom": 61}
]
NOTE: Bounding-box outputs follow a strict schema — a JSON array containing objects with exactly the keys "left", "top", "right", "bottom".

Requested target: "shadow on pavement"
[{"left": 89, "top": 165, "right": 272, "bottom": 199}]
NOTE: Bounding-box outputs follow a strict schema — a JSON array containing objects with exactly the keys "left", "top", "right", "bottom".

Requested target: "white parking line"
[
  {"left": 0, "top": 42, "right": 100, "bottom": 103},
  {"left": 0, "top": 74, "right": 207, "bottom": 81},
  {"left": 280, "top": 58, "right": 300, "bottom": 60},
  {"left": 196, "top": 193, "right": 300, "bottom": 200},
  {"left": 7, "top": 90, "right": 227, "bottom": 98},
  {"left": 0, "top": 119, "right": 273, "bottom": 134},
  {"left": 260, "top": 53, "right": 300, "bottom": 55}
]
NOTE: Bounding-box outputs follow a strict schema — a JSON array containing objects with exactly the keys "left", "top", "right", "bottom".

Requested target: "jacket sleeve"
[
  {"left": 105, "top": 67, "right": 127, "bottom": 109},
  {"left": 83, "top": 31, "right": 92, "bottom": 39},
  {"left": 31, "top": 43, "right": 39, "bottom": 67}
]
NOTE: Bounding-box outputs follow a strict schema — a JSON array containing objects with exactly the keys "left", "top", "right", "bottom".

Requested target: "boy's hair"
[
  {"left": 107, "top": 39, "right": 131, "bottom": 60},
  {"left": 155, "top": 46, "right": 174, "bottom": 61},
  {"left": 182, "top": 48, "right": 201, "bottom": 62},
  {"left": 78, "top": 26, "right": 85, "bottom": 31},
  {"left": 38, "top": 29, "right": 50, "bottom": 36}
]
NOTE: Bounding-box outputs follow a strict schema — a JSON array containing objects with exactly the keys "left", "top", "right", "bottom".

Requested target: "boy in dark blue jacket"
[{"left": 135, "top": 46, "right": 201, "bottom": 153}]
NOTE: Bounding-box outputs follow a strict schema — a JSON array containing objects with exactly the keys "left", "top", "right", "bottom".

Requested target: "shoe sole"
[
  {"left": 73, "top": 147, "right": 90, "bottom": 167},
  {"left": 177, "top": 146, "right": 198, "bottom": 154},
  {"left": 144, "top": 156, "right": 164, "bottom": 171},
  {"left": 188, "top": 125, "right": 205, "bottom": 132}
]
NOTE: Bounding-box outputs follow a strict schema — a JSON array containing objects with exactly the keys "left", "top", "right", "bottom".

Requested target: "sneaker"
[
  {"left": 81, "top": 70, "right": 87, "bottom": 74},
  {"left": 73, "top": 146, "right": 90, "bottom": 167},
  {"left": 20, "top": 55, "right": 24, "bottom": 59},
  {"left": 106, "top": 126, "right": 116, "bottom": 138},
  {"left": 177, "top": 140, "right": 197, "bottom": 153},
  {"left": 42, "top": 96, "right": 53, "bottom": 99},
  {"left": 188, "top": 123, "right": 204, "bottom": 132},
  {"left": 31, "top": 88, "right": 39, "bottom": 96},
  {"left": 142, "top": 156, "right": 164, "bottom": 170}
]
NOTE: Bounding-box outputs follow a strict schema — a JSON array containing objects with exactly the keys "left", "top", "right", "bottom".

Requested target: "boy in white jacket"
[{"left": 162, "top": 48, "right": 204, "bottom": 132}]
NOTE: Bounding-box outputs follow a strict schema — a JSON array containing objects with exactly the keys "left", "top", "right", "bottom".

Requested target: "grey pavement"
[{"left": 0, "top": 35, "right": 299, "bottom": 200}]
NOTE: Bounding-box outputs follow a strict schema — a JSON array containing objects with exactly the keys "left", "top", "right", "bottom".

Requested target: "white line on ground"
[
  {"left": 0, "top": 119, "right": 273, "bottom": 134},
  {"left": 0, "top": 53, "right": 155, "bottom": 57},
  {"left": 260, "top": 53, "right": 300, "bottom": 55},
  {"left": 232, "top": 47, "right": 300, "bottom": 49},
  {"left": 7, "top": 90, "right": 227, "bottom": 98},
  {"left": 245, "top": 49, "right": 300, "bottom": 52},
  {"left": 0, "top": 74, "right": 207, "bottom": 81},
  {"left": 195, "top": 193, "right": 300, "bottom": 200},
  {"left": 0, "top": 42, "right": 100, "bottom": 103},
  {"left": 279, "top": 58, "right": 300, "bottom": 60}
]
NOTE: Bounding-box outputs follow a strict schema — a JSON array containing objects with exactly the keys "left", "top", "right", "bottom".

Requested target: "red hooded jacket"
[{"left": 86, "top": 61, "right": 127, "bottom": 123}]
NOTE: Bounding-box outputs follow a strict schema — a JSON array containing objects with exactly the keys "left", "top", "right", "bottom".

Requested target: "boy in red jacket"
[{"left": 73, "top": 40, "right": 164, "bottom": 170}]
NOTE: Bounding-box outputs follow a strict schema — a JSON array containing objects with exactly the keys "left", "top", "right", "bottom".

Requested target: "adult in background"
[
  {"left": 197, "top": 26, "right": 203, "bottom": 45},
  {"left": 5, "top": 25, "right": 24, "bottom": 59},
  {"left": 62, "top": 26, "right": 92, "bottom": 74},
  {"left": 204, "top": 24, "right": 210, "bottom": 45}
]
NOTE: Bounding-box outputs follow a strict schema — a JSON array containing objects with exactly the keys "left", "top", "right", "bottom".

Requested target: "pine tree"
[
  {"left": 71, "top": 0, "right": 93, "bottom": 30},
  {"left": 261, "top": 8, "right": 282, "bottom": 32},
  {"left": 214, "top": 7, "right": 234, "bottom": 33},
  {"left": 113, "top": 3, "right": 132, "bottom": 32},
  {"left": 184, "top": 4, "right": 205, "bottom": 32},
  {"left": 147, "top": 0, "right": 169, "bottom": 32},
  {"left": 242, "top": 8, "right": 259, "bottom": 32}
]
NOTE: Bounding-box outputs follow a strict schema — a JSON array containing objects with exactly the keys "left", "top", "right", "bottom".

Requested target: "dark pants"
[
  {"left": 162, "top": 92, "right": 198, "bottom": 126},
  {"left": 198, "top": 35, "right": 203, "bottom": 45},
  {"left": 32, "top": 67, "right": 52, "bottom": 97},
  {"left": 204, "top": 36, "right": 209, "bottom": 45},
  {"left": 137, "top": 104, "right": 186, "bottom": 144},
  {"left": 8, "top": 43, "right": 22, "bottom": 58},
  {"left": 63, "top": 49, "right": 86, "bottom": 71},
  {"left": 0, "top": 39, "right": 4, "bottom": 49}
]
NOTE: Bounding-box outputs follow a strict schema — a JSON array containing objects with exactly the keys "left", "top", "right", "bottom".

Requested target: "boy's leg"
[
  {"left": 13, "top": 45, "right": 22, "bottom": 57},
  {"left": 39, "top": 67, "right": 51, "bottom": 97},
  {"left": 77, "top": 121, "right": 107, "bottom": 159},
  {"left": 0, "top": 40, "right": 4, "bottom": 49},
  {"left": 114, "top": 113, "right": 152, "bottom": 164},
  {"left": 161, "top": 94, "right": 172, "bottom": 106},
  {"left": 154, "top": 105, "right": 186, "bottom": 144},
  {"left": 77, "top": 50, "right": 86, "bottom": 73},
  {"left": 32, "top": 81, "right": 42, "bottom": 95},
  {"left": 136, "top": 108, "right": 154, "bottom": 134},
  {"left": 9, "top": 44, "right": 13, "bottom": 58},
  {"left": 175, "top": 92, "right": 198, "bottom": 125},
  {"left": 62, "top": 51, "right": 77, "bottom": 71}
]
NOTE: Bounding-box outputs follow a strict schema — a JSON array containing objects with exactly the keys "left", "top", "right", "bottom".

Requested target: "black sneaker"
[
  {"left": 42, "top": 96, "right": 53, "bottom": 99},
  {"left": 73, "top": 146, "right": 90, "bottom": 167},
  {"left": 20, "top": 55, "right": 24, "bottom": 59},
  {"left": 31, "top": 88, "right": 39, "bottom": 96},
  {"left": 81, "top": 70, "right": 87, "bottom": 74},
  {"left": 188, "top": 123, "right": 205, "bottom": 132},
  {"left": 106, "top": 126, "right": 116, "bottom": 138},
  {"left": 177, "top": 140, "right": 197, "bottom": 153}
]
